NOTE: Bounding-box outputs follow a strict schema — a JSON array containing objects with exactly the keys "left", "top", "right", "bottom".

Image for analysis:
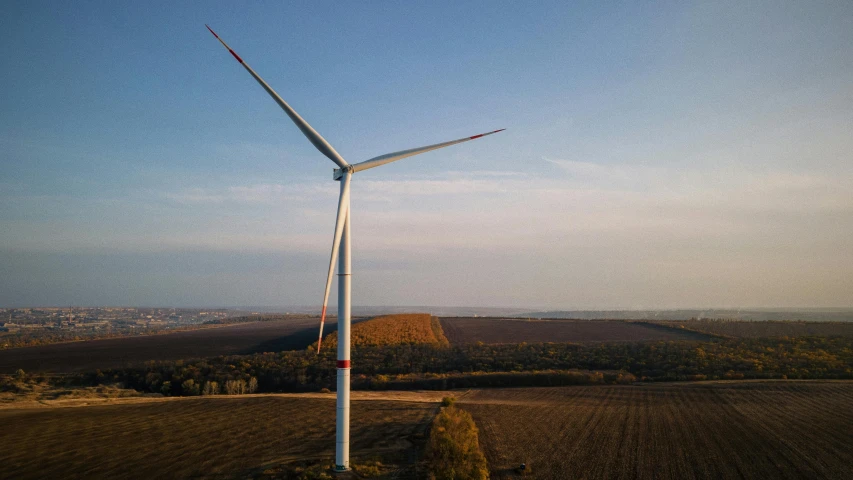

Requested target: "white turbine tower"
[{"left": 206, "top": 25, "right": 503, "bottom": 471}]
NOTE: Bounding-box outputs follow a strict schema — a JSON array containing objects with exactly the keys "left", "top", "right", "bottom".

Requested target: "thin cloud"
[{"left": 165, "top": 183, "right": 334, "bottom": 205}]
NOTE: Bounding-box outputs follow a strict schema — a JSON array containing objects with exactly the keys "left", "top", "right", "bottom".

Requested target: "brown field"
[
  {"left": 0, "top": 395, "right": 437, "bottom": 479},
  {"left": 3, "top": 382, "right": 851, "bottom": 479},
  {"left": 439, "top": 317, "right": 711, "bottom": 344},
  {"left": 651, "top": 319, "right": 853, "bottom": 338},
  {"left": 461, "top": 381, "right": 853, "bottom": 479},
  {"left": 322, "top": 314, "right": 449, "bottom": 349},
  {"left": 0, "top": 316, "right": 361, "bottom": 374}
]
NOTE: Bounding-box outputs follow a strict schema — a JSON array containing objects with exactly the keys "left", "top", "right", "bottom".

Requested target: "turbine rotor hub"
[{"left": 333, "top": 165, "right": 353, "bottom": 181}]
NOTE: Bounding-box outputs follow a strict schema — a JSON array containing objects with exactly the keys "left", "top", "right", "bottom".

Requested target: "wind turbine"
[{"left": 206, "top": 25, "right": 503, "bottom": 471}]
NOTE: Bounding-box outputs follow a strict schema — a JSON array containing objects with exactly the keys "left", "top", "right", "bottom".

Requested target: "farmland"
[
  {"left": 3, "top": 381, "right": 851, "bottom": 479},
  {"left": 0, "top": 395, "right": 437, "bottom": 479},
  {"left": 0, "top": 316, "right": 358, "bottom": 374},
  {"left": 461, "top": 381, "right": 853, "bottom": 479},
  {"left": 321, "top": 314, "right": 449, "bottom": 349},
  {"left": 648, "top": 319, "right": 853, "bottom": 338},
  {"left": 439, "top": 317, "right": 711, "bottom": 345}
]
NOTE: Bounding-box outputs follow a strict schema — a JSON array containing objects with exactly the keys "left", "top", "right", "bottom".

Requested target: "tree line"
[{"left": 58, "top": 335, "right": 853, "bottom": 396}]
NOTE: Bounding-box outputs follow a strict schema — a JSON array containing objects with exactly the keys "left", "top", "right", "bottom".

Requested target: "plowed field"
[
  {"left": 461, "top": 381, "right": 853, "bottom": 479},
  {"left": 440, "top": 317, "right": 710, "bottom": 344},
  {"left": 0, "top": 317, "right": 359, "bottom": 374},
  {"left": 652, "top": 320, "right": 853, "bottom": 338},
  {"left": 0, "top": 395, "right": 436, "bottom": 479}
]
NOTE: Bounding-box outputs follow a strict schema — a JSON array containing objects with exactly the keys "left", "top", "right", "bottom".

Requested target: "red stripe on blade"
[
  {"left": 316, "top": 306, "right": 327, "bottom": 354},
  {"left": 337, "top": 360, "right": 351, "bottom": 369},
  {"left": 229, "top": 49, "right": 243, "bottom": 63},
  {"left": 205, "top": 25, "right": 219, "bottom": 38}
]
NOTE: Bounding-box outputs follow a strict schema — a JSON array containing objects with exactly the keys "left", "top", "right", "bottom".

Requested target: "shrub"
[
  {"left": 426, "top": 406, "right": 488, "bottom": 480},
  {"left": 441, "top": 396, "right": 456, "bottom": 407},
  {"left": 181, "top": 379, "right": 200, "bottom": 396},
  {"left": 352, "top": 460, "right": 383, "bottom": 477}
]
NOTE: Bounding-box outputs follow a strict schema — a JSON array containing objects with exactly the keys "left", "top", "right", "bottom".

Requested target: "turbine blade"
[
  {"left": 317, "top": 171, "right": 352, "bottom": 353},
  {"left": 205, "top": 25, "right": 349, "bottom": 169},
  {"left": 350, "top": 128, "right": 505, "bottom": 174}
]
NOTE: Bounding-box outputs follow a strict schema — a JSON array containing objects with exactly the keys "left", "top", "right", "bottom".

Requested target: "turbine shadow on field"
[
  {"left": 236, "top": 325, "right": 326, "bottom": 354},
  {"left": 236, "top": 317, "right": 371, "bottom": 354}
]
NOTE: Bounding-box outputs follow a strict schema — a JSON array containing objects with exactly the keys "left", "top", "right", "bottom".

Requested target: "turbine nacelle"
[{"left": 333, "top": 166, "right": 351, "bottom": 181}]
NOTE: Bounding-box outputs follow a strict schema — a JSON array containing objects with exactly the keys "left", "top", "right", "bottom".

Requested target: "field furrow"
[
  {"left": 439, "top": 318, "right": 711, "bottom": 344},
  {"left": 722, "top": 386, "right": 853, "bottom": 478},
  {"left": 465, "top": 382, "right": 853, "bottom": 479},
  {"left": 0, "top": 396, "right": 435, "bottom": 479}
]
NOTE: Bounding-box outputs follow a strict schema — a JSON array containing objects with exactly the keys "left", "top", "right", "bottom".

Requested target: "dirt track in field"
[
  {"left": 439, "top": 317, "right": 711, "bottom": 344},
  {"left": 461, "top": 381, "right": 853, "bottom": 479}
]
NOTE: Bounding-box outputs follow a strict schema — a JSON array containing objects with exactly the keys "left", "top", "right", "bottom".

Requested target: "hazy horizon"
[
  {"left": 2, "top": 1, "right": 851, "bottom": 308},
  {"left": 4, "top": 304, "right": 852, "bottom": 313}
]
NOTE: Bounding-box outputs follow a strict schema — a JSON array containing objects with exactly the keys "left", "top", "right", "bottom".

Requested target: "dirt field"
[
  {"left": 461, "top": 381, "right": 853, "bottom": 479},
  {"left": 439, "top": 317, "right": 711, "bottom": 344},
  {"left": 0, "top": 395, "right": 437, "bottom": 479},
  {"left": 0, "top": 317, "right": 360, "bottom": 374},
  {"left": 651, "top": 320, "right": 853, "bottom": 338}
]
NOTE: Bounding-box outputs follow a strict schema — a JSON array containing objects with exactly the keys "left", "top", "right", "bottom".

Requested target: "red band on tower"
[{"left": 337, "top": 360, "right": 351, "bottom": 369}]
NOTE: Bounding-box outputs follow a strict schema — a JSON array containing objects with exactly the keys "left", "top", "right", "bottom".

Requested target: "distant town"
[{"left": 0, "top": 307, "right": 251, "bottom": 349}]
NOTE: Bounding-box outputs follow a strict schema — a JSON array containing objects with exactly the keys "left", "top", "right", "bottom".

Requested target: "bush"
[
  {"left": 441, "top": 396, "right": 456, "bottom": 407},
  {"left": 352, "top": 460, "right": 383, "bottom": 477},
  {"left": 426, "top": 406, "right": 488, "bottom": 480},
  {"left": 181, "top": 379, "right": 200, "bottom": 396}
]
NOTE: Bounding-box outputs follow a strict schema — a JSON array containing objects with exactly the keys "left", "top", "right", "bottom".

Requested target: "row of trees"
[
  {"left": 150, "top": 377, "right": 258, "bottom": 396},
  {"left": 0, "top": 326, "right": 166, "bottom": 349},
  {"left": 64, "top": 335, "right": 853, "bottom": 396}
]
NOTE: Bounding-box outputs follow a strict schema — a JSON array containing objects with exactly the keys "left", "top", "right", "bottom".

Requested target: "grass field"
[
  {"left": 439, "top": 317, "right": 711, "bottom": 345},
  {"left": 0, "top": 316, "right": 360, "bottom": 374},
  {"left": 322, "top": 314, "right": 449, "bottom": 349},
  {"left": 461, "top": 381, "right": 853, "bottom": 479},
  {"left": 0, "top": 395, "right": 437, "bottom": 479}
]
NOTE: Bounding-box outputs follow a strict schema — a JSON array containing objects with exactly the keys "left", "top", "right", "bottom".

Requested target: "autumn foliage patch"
[
  {"left": 426, "top": 404, "right": 488, "bottom": 480},
  {"left": 320, "top": 314, "right": 450, "bottom": 349}
]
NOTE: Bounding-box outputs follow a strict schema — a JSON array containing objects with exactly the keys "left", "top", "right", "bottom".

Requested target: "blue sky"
[{"left": 1, "top": 1, "right": 851, "bottom": 308}]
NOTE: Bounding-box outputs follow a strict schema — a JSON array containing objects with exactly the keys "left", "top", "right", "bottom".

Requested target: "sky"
[{"left": 1, "top": 1, "right": 851, "bottom": 309}]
